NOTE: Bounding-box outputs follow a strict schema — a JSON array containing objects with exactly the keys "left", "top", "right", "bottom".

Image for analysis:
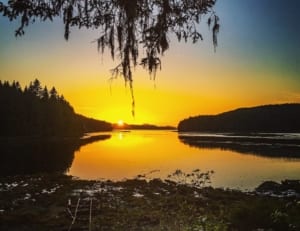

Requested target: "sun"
[{"left": 117, "top": 120, "right": 124, "bottom": 127}]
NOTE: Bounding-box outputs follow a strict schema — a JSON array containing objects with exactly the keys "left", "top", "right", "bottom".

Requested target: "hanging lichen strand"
[
  {"left": 0, "top": 0, "right": 219, "bottom": 115},
  {"left": 0, "top": 0, "right": 219, "bottom": 80}
]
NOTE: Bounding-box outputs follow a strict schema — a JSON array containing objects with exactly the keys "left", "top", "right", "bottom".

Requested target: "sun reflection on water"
[{"left": 68, "top": 130, "right": 300, "bottom": 190}]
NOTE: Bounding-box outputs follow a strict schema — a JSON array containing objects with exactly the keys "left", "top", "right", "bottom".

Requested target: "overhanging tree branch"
[
  {"left": 0, "top": 0, "right": 219, "bottom": 116},
  {"left": 0, "top": 0, "right": 219, "bottom": 81}
]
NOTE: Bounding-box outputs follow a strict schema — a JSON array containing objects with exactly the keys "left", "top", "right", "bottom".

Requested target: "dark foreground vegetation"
[
  {"left": 0, "top": 79, "right": 112, "bottom": 137},
  {"left": 0, "top": 172, "right": 299, "bottom": 231},
  {"left": 178, "top": 104, "right": 300, "bottom": 132}
]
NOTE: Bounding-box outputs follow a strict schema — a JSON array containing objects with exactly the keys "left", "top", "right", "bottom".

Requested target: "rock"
[
  {"left": 256, "top": 181, "right": 281, "bottom": 193},
  {"left": 256, "top": 180, "right": 300, "bottom": 198}
]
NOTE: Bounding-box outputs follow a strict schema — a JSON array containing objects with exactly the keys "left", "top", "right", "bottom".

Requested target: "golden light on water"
[{"left": 68, "top": 131, "right": 300, "bottom": 189}]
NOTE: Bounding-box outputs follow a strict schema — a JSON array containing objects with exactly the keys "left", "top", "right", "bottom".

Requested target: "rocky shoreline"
[
  {"left": 1, "top": 174, "right": 300, "bottom": 230},
  {"left": 255, "top": 180, "right": 300, "bottom": 198}
]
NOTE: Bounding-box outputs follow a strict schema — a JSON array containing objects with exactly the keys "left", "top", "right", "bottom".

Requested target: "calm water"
[{"left": 68, "top": 130, "right": 300, "bottom": 190}]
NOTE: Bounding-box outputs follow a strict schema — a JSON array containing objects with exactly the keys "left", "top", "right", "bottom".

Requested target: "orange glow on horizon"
[
  {"left": 62, "top": 80, "right": 300, "bottom": 127},
  {"left": 1, "top": 0, "right": 300, "bottom": 127},
  {"left": 117, "top": 120, "right": 124, "bottom": 127}
]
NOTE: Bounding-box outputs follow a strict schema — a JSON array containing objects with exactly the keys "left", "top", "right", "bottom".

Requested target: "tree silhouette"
[
  {"left": 49, "top": 86, "right": 58, "bottom": 100},
  {"left": 0, "top": 79, "right": 112, "bottom": 137},
  {"left": 41, "top": 86, "right": 49, "bottom": 100},
  {"left": 28, "top": 78, "right": 43, "bottom": 97},
  {"left": 0, "top": 0, "right": 219, "bottom": 81},
  {"left": 0, "top": 0, "right": 219, "bottom": 115}
]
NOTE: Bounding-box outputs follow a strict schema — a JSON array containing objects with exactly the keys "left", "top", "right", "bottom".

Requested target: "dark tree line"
[
  {"left": 0, "top": 79, "right": 83, "bottom": 137},
  {"left": 77, "top": 114, "right": 112, "bottom": 133},
  {"left": 0, "top": 79, "right": 112, "bottom": 136}
]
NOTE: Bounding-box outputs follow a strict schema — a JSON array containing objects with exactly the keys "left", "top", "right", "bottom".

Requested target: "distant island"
[
  {"left": 112, "top": 123, "right": 175, "bottom": 130},
  {"left": 0, "top": 79, "right": 112, "bottom": 137},
  {"left": 178, "top": 104, "right": 300, "bottom": 133}
]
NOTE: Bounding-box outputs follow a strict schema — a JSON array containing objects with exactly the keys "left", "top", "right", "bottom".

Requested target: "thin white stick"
[
  {"left": 68, "top": 198, "right": 81, "bottom": 231},
  {"left": 89, "top": 198, "right": 93, "bottom": 231}
]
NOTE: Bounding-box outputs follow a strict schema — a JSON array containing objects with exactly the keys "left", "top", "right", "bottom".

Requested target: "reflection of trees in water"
[
  {"left": 0, "top": 135, "right": 110, "bottom": 176},
  {"left": 178, "top": 136, "right": 300, "bottom": 159}
]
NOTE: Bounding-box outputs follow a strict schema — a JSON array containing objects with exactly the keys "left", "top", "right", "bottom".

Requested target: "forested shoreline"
[
  {"left": 0, "top": 79, "right": 112, "bottom": 137},
  {"left": 178, "top": 104, "right": 300, "bottom": 132}
]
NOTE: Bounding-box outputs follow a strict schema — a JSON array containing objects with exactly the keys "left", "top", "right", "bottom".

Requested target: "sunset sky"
[{"left": 1, "top": 0, "right": 300, "bottom": 126}]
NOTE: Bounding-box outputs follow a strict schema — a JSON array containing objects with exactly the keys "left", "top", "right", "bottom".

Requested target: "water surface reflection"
[
  {"left": 68, "top": 131, "right": 300, "bottom": 190},
  {"left": 179, "top": 133, "right": 300, "bottom": 158},
  {"left": 0, "top": 135, "right": 110, "bottom": 176}
]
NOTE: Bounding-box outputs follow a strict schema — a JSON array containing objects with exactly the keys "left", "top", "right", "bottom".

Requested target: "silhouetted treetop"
[
  {"left": 0, "top": 79, "right": 112, "bottom": 136},
  {"left": 0, "top": 0, "right": 219, "bottom": 83}
]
